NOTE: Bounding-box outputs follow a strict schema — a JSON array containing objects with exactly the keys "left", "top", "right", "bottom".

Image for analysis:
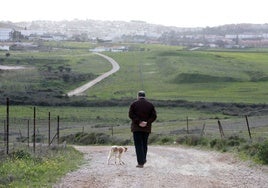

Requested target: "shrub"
[
  {"left": 175, "top": 136, "right": 187, "bottom": 144},
  {"left": 210, "top": 138, "right": 227, "bottom": 151},
  {"left": 199, "top": 137, "right": 209, "bottom": 146},
  {"left": 257, "top": 140, "right": 268, "bottom": 164},
  {"left": 185, "top": 135, "right": 201, "bottom": 146},
  {"left": 111, "top": 137, "right": 131, "bottom": 146},
  {"left": 175, "top": 135, "right": 208, "bottom": 146},
  {"left": 240, "top": 143, "right": 260, "bottom": 157},
  {"left": 60, "top": 132, "right": 131, "bottom": 145},
  {"left": 16, "top": 136, "right": 28, "bottom": 143},
  {"left": 31, "top": 134, "right": 45, "bottom": 143},
  {"left": 227, "top": 135, "right": 246, "bottom": 147},
  {"left": 9, "top": 150, "right": 31, "bottom": 160},
  {"left": 96, "top": 133, "right": 111, "bottom": 144},
  {"left": 160, "top": 137, "right": 173, "bottom": 144},
  {"left": 79, "top": 133, "right": 96, "bottom": 144}
]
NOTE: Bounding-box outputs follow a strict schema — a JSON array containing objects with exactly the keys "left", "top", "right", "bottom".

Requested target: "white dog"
[{"left": 107, "top": 146, "right": 128, "bottom": 165}]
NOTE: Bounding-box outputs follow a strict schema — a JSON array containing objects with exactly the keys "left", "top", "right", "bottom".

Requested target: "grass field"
[
  {"left": 0, "top": 43, "right": 110, "bottom": 105},
  {"left": 1, "top": 42, "right": 268, "bottom": 104},
  {"left": 83, "top": 46, "right": 268, "bottom": 103},
  {"left": 1, "top": 42, "right": 268, "bottom": 139}
]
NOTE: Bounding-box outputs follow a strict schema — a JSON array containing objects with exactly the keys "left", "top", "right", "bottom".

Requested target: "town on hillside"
[{"left": 1, "top": 20, "right": 268, "bottom": 51}]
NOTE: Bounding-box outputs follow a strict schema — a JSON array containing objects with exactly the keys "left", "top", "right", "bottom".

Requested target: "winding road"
[{"left": 67, "top": 53, "right": 120, "bottom": 96}]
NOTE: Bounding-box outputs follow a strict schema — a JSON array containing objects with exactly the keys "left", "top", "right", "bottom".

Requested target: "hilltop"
[{"left": 1, "top": 20, "right": 268, "bottom": 47}]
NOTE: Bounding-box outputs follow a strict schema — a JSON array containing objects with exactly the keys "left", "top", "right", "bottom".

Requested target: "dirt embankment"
[{"left": 53, "top": 146, "right": 268, "bottom": 188}]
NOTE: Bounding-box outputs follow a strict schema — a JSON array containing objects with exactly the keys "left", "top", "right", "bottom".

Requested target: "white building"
[
  {"left": 20, "top": 29, "right": 44, "bottom": 37},
  {"left": 0, "top": 28, "right": 13, "bottom": 41},
  {"left": 52, "top": 34, "right": 67, "bottom": 41},
  {"left": 0, "top": 45, "right": 9, "bottom": 51}
]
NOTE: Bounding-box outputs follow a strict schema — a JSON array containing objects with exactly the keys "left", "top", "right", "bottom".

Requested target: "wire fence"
[
  {"left": 166, "top": 115, "right": 268, "bottom": 142},
  {"left": 1, "top": 98, "right": 268, "bottom": 155},
  {"left": 0, "top": 98, "right": 62, "bottom": 155}
]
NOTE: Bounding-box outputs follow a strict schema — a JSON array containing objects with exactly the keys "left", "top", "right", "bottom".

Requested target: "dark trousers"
[{"left": 133, "top": 131, "right": 149, "bottom": 165}]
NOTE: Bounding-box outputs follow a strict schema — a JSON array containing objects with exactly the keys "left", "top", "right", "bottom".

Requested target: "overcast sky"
[{"left": 1, "top": 0, "right": 267, "bottom": 27}]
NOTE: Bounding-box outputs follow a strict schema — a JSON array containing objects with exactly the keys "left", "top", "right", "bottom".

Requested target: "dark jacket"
[{"left": 129, "top": 98, "right": 157, "bottom": 133}]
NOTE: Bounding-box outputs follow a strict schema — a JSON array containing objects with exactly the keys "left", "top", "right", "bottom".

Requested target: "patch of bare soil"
[
  {"left": 53, "top": 146, "right": 268, "bottom": 188},
  {"left": 0, "top": 65, "right": 26, "bottom": 70}
]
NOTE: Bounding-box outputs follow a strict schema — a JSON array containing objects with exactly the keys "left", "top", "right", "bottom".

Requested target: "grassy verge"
[
  {"left": 0, "top": 147, "right": 83, "bottom": 188},
  {"left": 175, "top": 134, "right": 268, "bottom": 165}
]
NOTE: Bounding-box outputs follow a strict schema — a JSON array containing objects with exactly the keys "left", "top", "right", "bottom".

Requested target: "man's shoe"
[{"left": 136, "top": 164, "right": 144, "bottom": 168}]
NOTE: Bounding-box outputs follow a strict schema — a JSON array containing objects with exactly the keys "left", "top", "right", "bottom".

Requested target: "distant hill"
[
  {"left": 1, "top": 20, "right": 268, "bottom": 47},
  {"left": 203, "top": 23, "right": 268, "bottom": 35},
  {"left": 0, "top": 21, "right": 23, "bottom": 29},
  {"left": 1, "top": 20, "right": 268, "bottom": 38}
]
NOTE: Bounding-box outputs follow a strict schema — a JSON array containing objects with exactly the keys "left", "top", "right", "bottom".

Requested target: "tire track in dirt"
[{"left": 53, "top": 146, "right": 268, "bottom": 188}]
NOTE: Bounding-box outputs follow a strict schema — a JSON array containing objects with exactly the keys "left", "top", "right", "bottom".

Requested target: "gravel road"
[{"left": 53, "top": 145, "right": 268, "bottom": 188}]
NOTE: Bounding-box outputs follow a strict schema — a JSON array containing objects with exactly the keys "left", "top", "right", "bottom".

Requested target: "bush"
[
  {"left": 60, "top": 132, "right": 130, "bottom": 145},
  {"left": 227, "top": 135, "right": 246, "bottom": 146},
  {"left": 199, "top": 137, "right": 209, "bottom": 146},
  {"left": 175, "top": 135, "right": 208, "bottom": 146},
  {"left": 175, "top": 136, "right": 187, "bottom": 144},
  {"left": 186, "top": 135, "right": 201, "bottom": 146},
  {"left": 9, "top": 150, "right": 32, "bottom": 160},
  {"left": 111, "top": 137, "right": 131, "bottom": 146},
  {"left": 210, "top": 138, "right": 227, "bottom": 151},
  {"left": 160, "top": 137, "right": 173, "bottom": 144},
  {"left": 31, "top": 134, "right": 45, "bottom": 143},
  {"left": 240, "top": 143, "right": 260, "bottom": 157},
  {"left": 257, "top": 140, "right": 268, "bottom": 164}
]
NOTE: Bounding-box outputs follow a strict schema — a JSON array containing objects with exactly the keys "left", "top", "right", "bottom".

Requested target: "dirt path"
[
  {"left": 0, "top": 65, "right": 26, "bottom": 70},
  {"left": 53, "top": 145, "right": 268, "bottom": 188},
  {"left": 67, "top": 53, "right": 120, "bottom": 96}
]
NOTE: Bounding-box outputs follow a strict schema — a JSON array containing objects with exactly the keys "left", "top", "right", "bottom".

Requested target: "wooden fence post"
[
  {"left": 245, "top": 115, "right": 252, "bottom": 139},
  {"left": 57, "top": 116, "right": 60, "bottom": 145},
  {"left": 33, "top": 107, "right": 36, "bottom": 153},
  {"left": 6, "top": 98, "right": 9, "bottom": 155},
  {"left": 48, "top": 112, "right": 51, "bottom": 146},
  {"left": 27, "top": 119, "right": 30, "bottom": 147},
  {"left": 217, "top": 120, "right": 225, "bottom": 138},
  {"left": 186, "top": 116, "right": 189, "bottom": 134},
  {"left": 4, "top": 120, "right": 6, "bottom": 142},
  {"left": 200, "top": 122, "right": 206, "bottom": 137}
]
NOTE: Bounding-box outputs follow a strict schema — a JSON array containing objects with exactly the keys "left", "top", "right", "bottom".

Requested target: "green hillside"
[
  {"left": 84, "top": 45, "right": 268, "bottom": 104},
  {"left": 1, "top": 42, "right": 268, "bottom": 104}
]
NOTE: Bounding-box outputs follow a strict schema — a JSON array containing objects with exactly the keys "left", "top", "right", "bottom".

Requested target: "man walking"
[{"left": 129, "top": 91, "right": 157, "bottom": 168}]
